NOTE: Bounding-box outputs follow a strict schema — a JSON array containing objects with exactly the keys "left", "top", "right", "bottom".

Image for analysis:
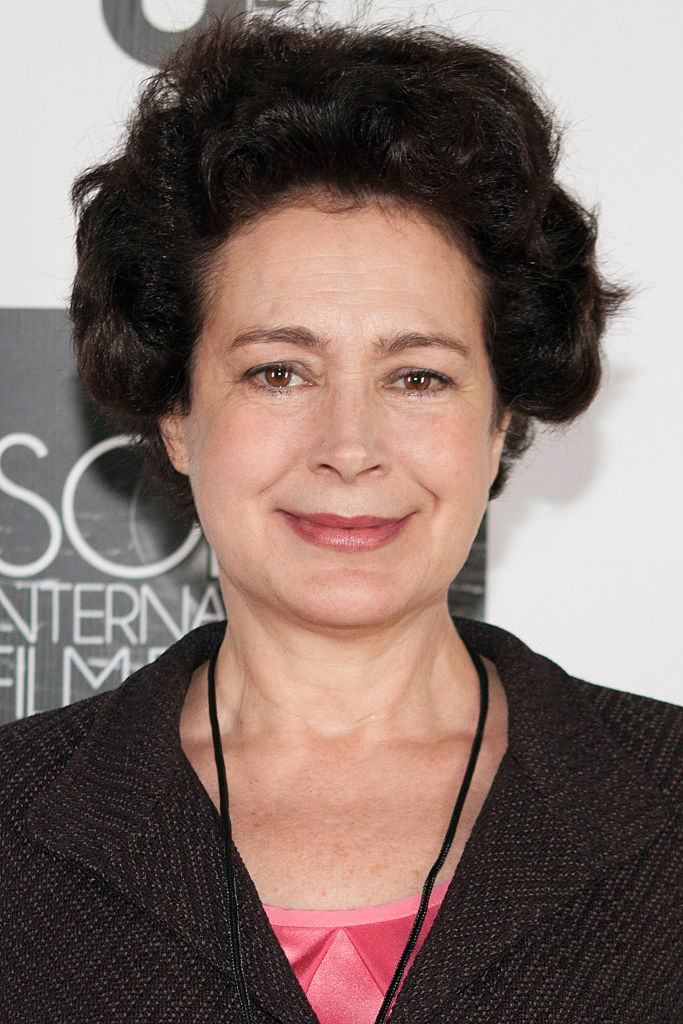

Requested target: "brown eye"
[
  {"left": 264, "top": 365, "right": 292, "bottom": 387},
  {"left": 404, "top": 372, "right": 432, "bottom": 391}
]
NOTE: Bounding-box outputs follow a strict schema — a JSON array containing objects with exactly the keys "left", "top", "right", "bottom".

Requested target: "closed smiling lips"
[{"left": 280, "top": 511, "right": 412, "bottom": 550}]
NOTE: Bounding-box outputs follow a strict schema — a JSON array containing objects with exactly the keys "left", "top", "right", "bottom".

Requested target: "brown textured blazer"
[{"left": 1, "top": 620, "right": 681, "bottom": 1023}]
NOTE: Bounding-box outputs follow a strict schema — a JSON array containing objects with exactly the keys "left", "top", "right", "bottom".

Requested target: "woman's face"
[{"left": 162, "top": 201, "right": 507, "bottom": 631}]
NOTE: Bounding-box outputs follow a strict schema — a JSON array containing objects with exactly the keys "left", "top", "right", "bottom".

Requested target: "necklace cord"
[
  {"left": 208, "top": 643, "right": 253, "bottom": 1023},
  {"left": 373, "top": 641, "right": 489, "bottom": 1022},
  {"left": 208, "top": 639, "right": 489, "bottom": 1024}
]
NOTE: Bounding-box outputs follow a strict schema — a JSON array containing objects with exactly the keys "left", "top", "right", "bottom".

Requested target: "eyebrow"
[
  {"left": 229, "top": 326, "right": 471, "bottom": 359},
  {"left": 381, "top": 331, "right": 471, "bottom": 359},
  {"left": 230, "top": 326, "right": 325, "bottom": 351}
]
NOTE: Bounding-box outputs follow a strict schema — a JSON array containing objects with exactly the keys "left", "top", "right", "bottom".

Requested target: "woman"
[{"left": 1, "top": 13, "right": 680, "bottom": 1024}]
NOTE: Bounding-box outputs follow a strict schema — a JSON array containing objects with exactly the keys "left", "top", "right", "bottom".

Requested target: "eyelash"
[
  {"left": 244, "top": 362, "right": 307, "bottom": 394},
  {"left": 389, "top": 368, "right": 454, "bottom": 395},
  {"left": 244, "top": 362, "right": 455, "bottom": 396}
]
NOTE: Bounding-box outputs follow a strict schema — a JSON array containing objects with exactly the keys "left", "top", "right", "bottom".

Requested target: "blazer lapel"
[
  {"left": 390, "top": 621, "right": 671, "bottom": 1017},
  {"left": 25, "top": 623, "right": 316, "bottom": 1023}
]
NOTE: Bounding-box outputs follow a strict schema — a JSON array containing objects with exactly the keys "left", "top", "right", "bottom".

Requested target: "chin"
[{"left": 273, "top": 569, "right": 437, "bottom": 633}]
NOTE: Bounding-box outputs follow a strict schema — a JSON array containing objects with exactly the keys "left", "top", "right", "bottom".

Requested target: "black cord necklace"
[{"left": 207, "top": 641, "right": 489, "bottom": 1024}]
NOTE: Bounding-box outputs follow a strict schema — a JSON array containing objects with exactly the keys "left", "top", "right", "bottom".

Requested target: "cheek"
[
  {"left": 188, "top": 403, "right": 306, "bottom": 515},
  {"left": 397, "top": 409, "right": 494, "bottom": 494}
]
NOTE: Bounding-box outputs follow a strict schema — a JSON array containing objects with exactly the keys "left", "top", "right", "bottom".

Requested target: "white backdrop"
[{"left": 1, "top": 0, "right": 680, "bottom": 704}]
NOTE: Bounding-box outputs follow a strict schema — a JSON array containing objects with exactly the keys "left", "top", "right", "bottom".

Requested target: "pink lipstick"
[{"left": 281, "top": 511, "right": 411, "bottom": 550}]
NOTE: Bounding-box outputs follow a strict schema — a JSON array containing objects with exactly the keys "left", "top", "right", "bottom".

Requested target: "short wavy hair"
[{"left": 71, "top": 14, "right": 625, "bottom": 518}]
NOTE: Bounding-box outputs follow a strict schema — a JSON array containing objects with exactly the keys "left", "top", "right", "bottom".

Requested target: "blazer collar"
[
  {"left": 26, "top": 620, "right": 669, "bottom": 1021},
  {"left": 26, "top": 623, "right": 316, "bottom": 1022},
  {"left": 392, "top": 619, "right": 670, "bottom": 1015}
]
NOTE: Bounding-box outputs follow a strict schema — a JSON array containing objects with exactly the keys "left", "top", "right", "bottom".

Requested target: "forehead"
[{"left": 201, "top": 200, "right": 486, "bottom": 349}]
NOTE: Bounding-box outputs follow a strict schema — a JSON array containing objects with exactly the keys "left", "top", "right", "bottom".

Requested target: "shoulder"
[
  {"left": 0, "top": 621, "right": 226, "bottom": 824},
  {"left": 571, "top": 674, "right": 682, "bottom": 801},
  {"left": 458, "top": 617, "right": 682, "bottom": 802},
  {"left": 0, "top": 691, "right": 115, "bottom": 820}
]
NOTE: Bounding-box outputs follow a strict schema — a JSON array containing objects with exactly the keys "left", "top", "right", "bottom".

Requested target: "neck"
[{"left": 208, "top": 594, "right": 481, "bottom": 748}]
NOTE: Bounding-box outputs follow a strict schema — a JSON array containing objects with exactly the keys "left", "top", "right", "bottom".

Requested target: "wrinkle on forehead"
[{"left": 200, "top": 191, "right": 487, "bottom": 327}]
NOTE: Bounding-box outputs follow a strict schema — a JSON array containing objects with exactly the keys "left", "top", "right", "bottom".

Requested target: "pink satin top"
[{"left": 263, "top": 879, "right": 450, "bottom": 1024}]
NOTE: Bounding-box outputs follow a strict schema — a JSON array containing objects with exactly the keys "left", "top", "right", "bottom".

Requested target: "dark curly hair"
[{"left": 70, "top": 13, "right": 625, "bottom": 519}]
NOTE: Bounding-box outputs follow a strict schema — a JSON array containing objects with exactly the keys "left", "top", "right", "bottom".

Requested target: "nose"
[{"left": 308, "top": 379, "right": 388, "bottom": 483}]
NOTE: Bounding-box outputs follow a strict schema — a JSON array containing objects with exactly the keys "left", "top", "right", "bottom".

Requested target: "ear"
[
  {"left": 488, "top": 408, "right": 511, "bottom": 486},
  {"left": 159, "top": 411, "right": 191, "bottom": 477}
]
